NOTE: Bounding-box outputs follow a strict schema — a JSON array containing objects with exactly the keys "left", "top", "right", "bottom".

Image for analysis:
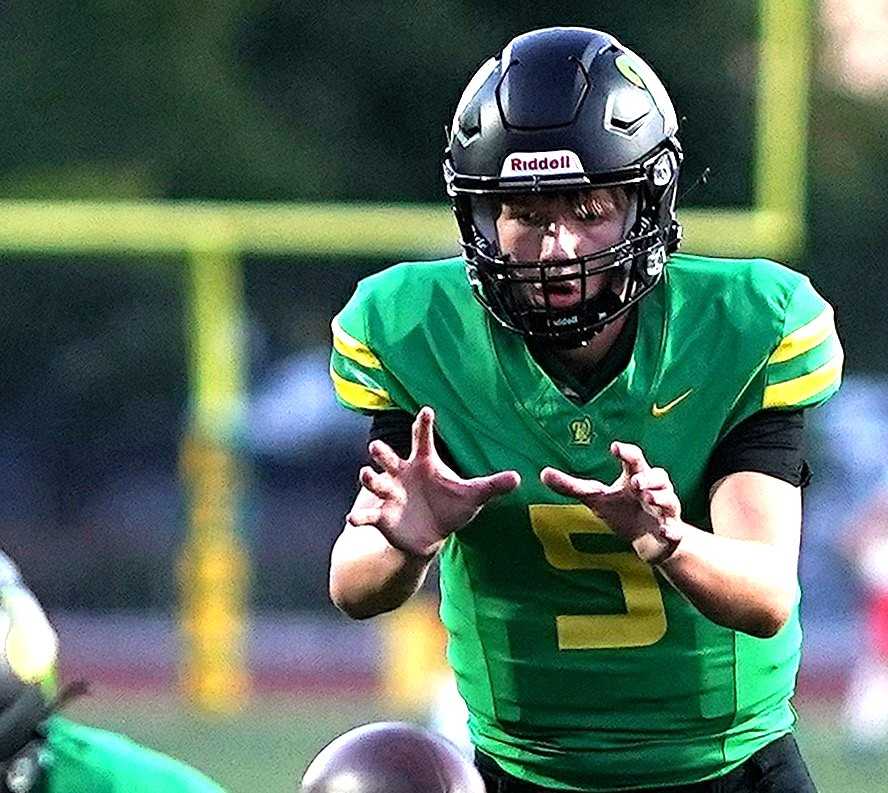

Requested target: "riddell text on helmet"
[{"left": 500, "top": 150, "right": 584, "bottom": 177}]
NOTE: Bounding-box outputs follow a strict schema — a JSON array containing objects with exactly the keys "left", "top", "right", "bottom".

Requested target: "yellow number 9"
[{"left": 530, "top": 504, "right": 667, "bottom": 650}]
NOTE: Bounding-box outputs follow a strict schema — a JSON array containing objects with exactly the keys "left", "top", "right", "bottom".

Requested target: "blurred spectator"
[
  {"left": 839, "top": 470, "right": 888, "bottom": 751},
  {"left": 247, "top": 347, "right": 367, "bottom": 460},
  {"left": 801, "top": 375, "right": 888, "bottom": 669}
]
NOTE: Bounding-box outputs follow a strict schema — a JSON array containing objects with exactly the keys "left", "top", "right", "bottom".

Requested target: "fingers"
[
  {"left": 359, "top": 466, "right": 402, "bottom": 503},
  {"left": 368, "top": 440, "right": 403, "bottom": 475},
  {"left": 411, "top": 406, "right": 436, "bottom": 459},
  {"left": 631, "top": 462, "right": 679, "bottom": 521},
  {"left": 346, "top": 504, "right": 381, "bottom": 527},
  {"left": 639, "top": 487, "right": 680, "bottom": 520},
  {"left": 611, "top": 441, "right": 650, "bottom": 478},
  {"left": 348, "top": 467, "right": 404, "bottom": 529},
  {"left": 540, "top": 467, "right": 607, "bottom": 499},
  {"left": 470, "top": 470, "right": 521, "bottom": 501},
  {"left": 629, "top": 467, "right": 670, "bottom": 493}
]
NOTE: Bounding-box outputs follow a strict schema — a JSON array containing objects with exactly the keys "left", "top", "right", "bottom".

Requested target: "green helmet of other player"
[{"left": 0, "top": 553, "right": 60, "bottom": 793}]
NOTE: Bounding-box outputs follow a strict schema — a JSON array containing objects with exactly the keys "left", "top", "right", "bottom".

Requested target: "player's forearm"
[
  {"left": 655, "top": 524, "right": 797, "bottom": 638},
  {"left": 329, "top": 533, "right": 434, "bottom": 620}
]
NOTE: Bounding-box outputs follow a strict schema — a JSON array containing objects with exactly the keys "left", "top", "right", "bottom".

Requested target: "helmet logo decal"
[
  {"left": 615, "top": 54, "right": 647, "bottom": 89},
  {"left": 651, "top": 152, "right": 675, "bottom": 187},
  {"left": 500, "top": 150, "right": 584, "bottom": 177},
  {"left": 645, "top": 246, "right": 667, "bottom": 278},
  {"left": 614, "top": 50, "right": 678, "bottom": 134}
]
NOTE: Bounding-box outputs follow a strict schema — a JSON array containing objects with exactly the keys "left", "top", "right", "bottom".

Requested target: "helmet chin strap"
[{"left": 538, "top": 288, "right": 626, "bottom": 349}]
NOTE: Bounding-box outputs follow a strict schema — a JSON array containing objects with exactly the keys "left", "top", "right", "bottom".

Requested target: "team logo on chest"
[{"left": 569, "top": 415, "right": 594, "bottom": 446}]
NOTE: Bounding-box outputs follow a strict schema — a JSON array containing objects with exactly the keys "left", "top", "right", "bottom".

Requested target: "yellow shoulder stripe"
[
  {"left": 768, "top": 306, "right": 835, "bottom": 364},
  {"left": 763, "top": 352, "right": 843, "bottom": 408},
  {"left": 329, "top": 365, "right": 394, "bottom": 411},
  {"left": 331, "top": 316, "right": 382, "bottom": 370}
]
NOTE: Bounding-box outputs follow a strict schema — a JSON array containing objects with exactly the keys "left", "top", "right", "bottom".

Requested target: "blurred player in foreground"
[
  {"left": 300, "top": 721, "right": 484, "bottom": 793},
  {"left": 0, "top": 551, "right": 228, "bottom": 793},
  {"left": 329, "top": 26, "right": 842, "bottom": 793}
]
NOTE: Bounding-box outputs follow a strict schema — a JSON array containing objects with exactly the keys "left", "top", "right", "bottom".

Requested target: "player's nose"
[{"left": 539, "top": 218, "right": 583, "bottom": 261}]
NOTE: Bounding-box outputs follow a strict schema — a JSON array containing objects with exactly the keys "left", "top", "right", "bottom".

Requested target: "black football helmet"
[
  {"left": 299, "top": 722, "right": 485, "bottom": 793},
  {"left": 444, "top": 27, "right": 683, "bottom": 346}
]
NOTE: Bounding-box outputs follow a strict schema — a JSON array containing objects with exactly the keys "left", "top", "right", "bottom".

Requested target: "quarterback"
[{"left": 328, "top": 27, "right": 841, "bottom": 793}]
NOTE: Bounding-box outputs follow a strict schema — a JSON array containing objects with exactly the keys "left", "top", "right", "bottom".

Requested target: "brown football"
[{"left": 300, "top": 721, "right": 485, "bottom": 793}]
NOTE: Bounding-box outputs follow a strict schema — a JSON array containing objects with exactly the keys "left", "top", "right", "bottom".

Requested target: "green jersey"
[
  {"left": 37, "top": 716, "right": 227, "bottom": 793},
  {"left": 330, "top": 254, "right": 842, "bottom": 791}
]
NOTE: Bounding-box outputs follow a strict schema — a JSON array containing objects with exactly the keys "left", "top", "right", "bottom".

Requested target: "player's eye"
[
  {"left": 515, "top": 210, "right": 546, "bottom": 227},
  {"left": 501, "top": 204, "right": 547, "bottom": 229}
]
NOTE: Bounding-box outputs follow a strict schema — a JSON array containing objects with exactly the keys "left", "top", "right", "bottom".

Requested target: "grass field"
[{"left": 65, "top": 691, "right": 888, "bottom": 793}]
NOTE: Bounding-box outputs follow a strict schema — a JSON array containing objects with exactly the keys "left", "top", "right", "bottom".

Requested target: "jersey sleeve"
[
  {"left": 329, "top": 287, "right": 403, "bottom": 414},
  {"left": 761, "top": 277, "right": 843, "bottom": 410}
]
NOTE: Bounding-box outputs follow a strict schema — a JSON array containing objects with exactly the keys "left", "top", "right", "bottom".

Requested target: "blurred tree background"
[{"left": 0, "top": 1, "right": 884, "bottom": 610}]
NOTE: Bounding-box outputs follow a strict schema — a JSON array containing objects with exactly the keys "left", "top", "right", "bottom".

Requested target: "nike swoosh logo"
[{"left": 651, "top": 388, "right": 694, "bottom": 417}]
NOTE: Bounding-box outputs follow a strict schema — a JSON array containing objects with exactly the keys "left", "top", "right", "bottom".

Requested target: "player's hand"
[
  {"left": 346, "top": 406, "right": 521, "bottom": 560},
  {"left": 540, "top": 441, "right": 683, "bottom": 564}
]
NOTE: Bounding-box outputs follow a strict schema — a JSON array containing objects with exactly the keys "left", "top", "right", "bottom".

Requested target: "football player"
[
  {"left": 300, "top": 721, "right": 484, "bottom": 793},
  {"left": 328, "top": 27, "right": 841, "bottom": 792},
  {"left": 0, "top": 551, "right": 228, "bottom": 793}
]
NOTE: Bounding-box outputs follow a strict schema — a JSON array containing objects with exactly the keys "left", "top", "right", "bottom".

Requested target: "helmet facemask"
[{"left": 450, "top": 148, "right": 681, "bottom": 347}]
